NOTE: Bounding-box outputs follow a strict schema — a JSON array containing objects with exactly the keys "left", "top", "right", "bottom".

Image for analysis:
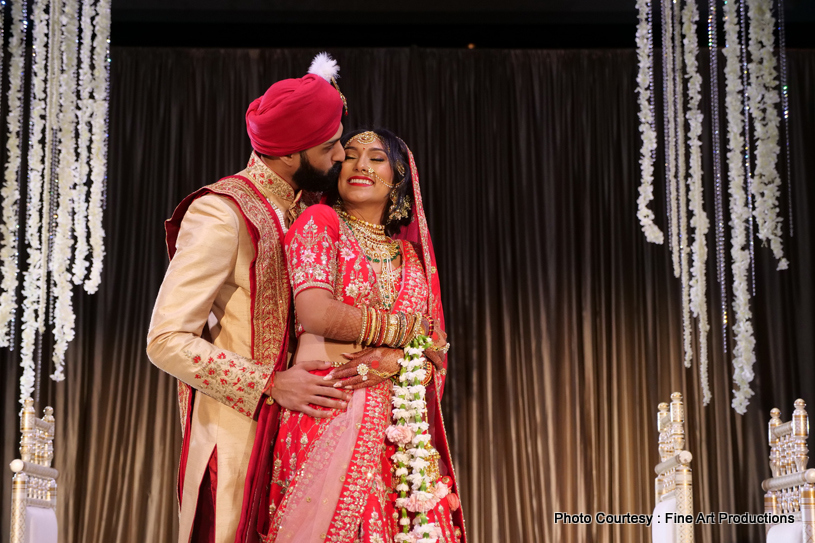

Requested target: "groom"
[{"left": 147, "top": 54, "right": 352, "bottom": 543}]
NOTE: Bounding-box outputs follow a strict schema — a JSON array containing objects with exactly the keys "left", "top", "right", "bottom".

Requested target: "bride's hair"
[{"left": 333, "top": 128, "right": 415, "bottom": 236}]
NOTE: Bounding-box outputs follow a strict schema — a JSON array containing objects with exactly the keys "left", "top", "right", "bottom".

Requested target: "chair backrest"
[
  {"left": 9, "top": 398, "right": 59, "bottom": 543},
  {"left": 762, "top": 399, "right": 815, "bottom": 540},
  {"left": 653, "top": 392, "right": 693, "bottom": 543}
]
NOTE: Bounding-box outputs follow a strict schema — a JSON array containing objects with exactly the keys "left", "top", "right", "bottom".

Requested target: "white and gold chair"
[
  {"left": 652, "top": 392, "right": 694, "bottom": 543},
  {"left": 762, "top": 399, "right": 815, "bottom": 543},
  {"left": 9, "top": 398, "right": 58, "bottom": 543}
]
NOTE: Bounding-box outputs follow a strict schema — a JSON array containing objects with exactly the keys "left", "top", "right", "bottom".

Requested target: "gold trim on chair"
[
  {"left": 654, "top": 392, "right": 694, "bottom": 543},
  {"left": 762, "top": 399, "right": 815, "bottom": 541},
  {"left": 9, "top": 398, "right": 58, "bottom": 543}
]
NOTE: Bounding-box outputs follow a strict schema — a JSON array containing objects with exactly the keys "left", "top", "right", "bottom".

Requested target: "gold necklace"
[
  {"left": 337, "top": 210, "right": 401, "bottom": 263},
  {"left": 338, "top": 209, "right": 401, "bottom": 309}
]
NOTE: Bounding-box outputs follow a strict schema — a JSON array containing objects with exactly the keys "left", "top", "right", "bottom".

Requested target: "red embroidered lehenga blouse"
[{"left": 261, "top": 204, "right": 463, "bottom": 543}]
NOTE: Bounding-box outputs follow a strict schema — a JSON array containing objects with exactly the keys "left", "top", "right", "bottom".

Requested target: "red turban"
[{"left": 246, "top": 74, "right": 344, "bottom": 156}]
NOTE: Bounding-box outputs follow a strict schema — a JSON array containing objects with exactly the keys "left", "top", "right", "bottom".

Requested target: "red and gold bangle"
[
  {"left": 371, "top": 310, "right": 381, "bottom": 345},
  {"left": 385, "top": 313, "right": 399, "bottom": 347},
  {"left": 421, "top": 359, "right": 433, "bottom": 386},
  {"left": 397, "top": 312, "right": 409, "bottom": 347},
  {"left": 376, "top": 310, "right": 388, "bottom": 345},
  {"left": 425, "top": 314, "right": 435, "bottom": 338},
  {"left": 365, "top": 307, "right": 375, "bottom": 345},
  {"left": 357, "top": 305, "right": 369, "bottom": 345}
]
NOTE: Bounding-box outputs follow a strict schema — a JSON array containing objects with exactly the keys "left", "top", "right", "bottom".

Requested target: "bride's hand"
[
  {"left": 327, "top": 347, "right": 403, "bottom": 390},
  {"left": 425, "top": 328, "right": 448, "bottom": 371}
]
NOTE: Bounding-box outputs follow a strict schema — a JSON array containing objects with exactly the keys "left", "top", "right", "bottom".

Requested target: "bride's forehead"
[{"left": 344, "top": 144, "right": 387, "bottom": 153}]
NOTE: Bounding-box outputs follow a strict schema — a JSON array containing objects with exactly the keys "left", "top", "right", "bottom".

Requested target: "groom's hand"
[
  {"left": 269, "top": 360, "right": 351, "bottom": 418},
  {"left": 327, "top": 347, "right": 403, "bottom": 390}
]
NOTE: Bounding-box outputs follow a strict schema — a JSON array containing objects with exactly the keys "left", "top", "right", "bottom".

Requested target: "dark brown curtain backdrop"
[{"left": 2, "top": 48, "right": 814, "bottom": 543}]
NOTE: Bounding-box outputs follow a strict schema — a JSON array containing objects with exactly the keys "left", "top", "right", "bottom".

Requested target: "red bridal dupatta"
[{"left": 236, "top": 148, "right": 466, "bottom": 543}]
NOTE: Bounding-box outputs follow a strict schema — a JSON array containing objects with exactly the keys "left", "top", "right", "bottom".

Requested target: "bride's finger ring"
[{"left": 357, "top": 363, "right": 369, "bottom": 381}]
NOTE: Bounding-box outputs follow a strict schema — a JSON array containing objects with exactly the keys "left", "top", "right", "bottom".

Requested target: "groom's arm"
[
  {"left": 147, "top": 194, "right": 348, "bottom": 419},
  {"left": 146, "top": 195, "right": 270, "bottom": 418}
]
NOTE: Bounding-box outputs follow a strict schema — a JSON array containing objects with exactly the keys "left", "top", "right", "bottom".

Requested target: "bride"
[{"left": 241, "top": 129, "right": 465, "bottom": 543}]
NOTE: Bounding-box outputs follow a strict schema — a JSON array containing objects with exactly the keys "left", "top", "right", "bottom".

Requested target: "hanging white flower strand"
[
  {"left": 682, "top": 0, "right": 711, "bottom": 403},
  {"left": 86, "top": 0, "right": 110, "bottom": 294},
  {"left": 746, "top": 0, "right": 787, "bottom": 271},
  {"left": 389, "top": 336, "right": 447, "bottom": 543},
  {"left": 20, "top": 0, "right": 52, "bottom": 404},
  {"left": 72, "top": 0, "right": 95, "bottom": 285},
  {"left": 50, "top": 0, "right": 81, "bottom": 381},
  {"left": 7, "top": 0, "right": 110, "bottom": 403},
  {"left": 724, "top": 0, "right": 756, "bottom": 414},
  {"left": 636, "top": 0, "right": 664, "bottom": 244},
  {"left": 0, "top": 0, "right": 27, "bottom": 348}
]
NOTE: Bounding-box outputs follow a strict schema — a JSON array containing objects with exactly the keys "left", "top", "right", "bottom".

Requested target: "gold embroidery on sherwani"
[
  {"left": 172, "top": 171, "right": 290, "bottom": 423},
  {"left": 245, "top": 152, "right": 296, "bottom": 202},
  {"left": 177, "top": 381, "right": 191, "bottom": 433},
  {"left": 210, "top": 176, "right": 290, "bottom": 371}
]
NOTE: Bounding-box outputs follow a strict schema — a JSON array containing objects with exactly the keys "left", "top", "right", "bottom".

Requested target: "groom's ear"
[{"left": 279, "top": 153, "right": 297, "bottom": 168}]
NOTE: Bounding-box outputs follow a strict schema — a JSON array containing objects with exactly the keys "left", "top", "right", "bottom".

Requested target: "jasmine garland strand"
[
  {"left": 674, "top": 0, "right": 693, "bottom": 369},
  {"left": 746, "top": 0, "right": 787, "bottom": 270},
  {"left": 683, "top": 0, "right": 711, "bottom": 402},
  {"left": 724, "top": 0, "right": 757, "bottom": 414},
  {"left": 0, "top": 0, "right": 28, "bottom": 348}
]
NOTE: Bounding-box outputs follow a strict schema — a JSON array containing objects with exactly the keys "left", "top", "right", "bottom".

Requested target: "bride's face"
[{"left": 338, "top": 137, "right": 393, "bottom": 213}]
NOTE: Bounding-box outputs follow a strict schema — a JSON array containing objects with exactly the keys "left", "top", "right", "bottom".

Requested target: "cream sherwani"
[{"left": 147, "top": 153, "right": 297, "bottom": 543}]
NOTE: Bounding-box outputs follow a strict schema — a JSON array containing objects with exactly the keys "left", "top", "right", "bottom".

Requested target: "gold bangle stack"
[{"left": 356, "top": 306, "right": 428, "bottom": 348}]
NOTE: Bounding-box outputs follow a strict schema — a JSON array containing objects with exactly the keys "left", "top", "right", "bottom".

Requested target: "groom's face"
[{"left": 293, "top": 124, "right": 344, "bottom": 192}]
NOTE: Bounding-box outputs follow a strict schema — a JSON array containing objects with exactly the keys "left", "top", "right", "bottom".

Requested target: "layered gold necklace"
[{"left": 338, "top": 209, "right": 401, "bottom": 309}]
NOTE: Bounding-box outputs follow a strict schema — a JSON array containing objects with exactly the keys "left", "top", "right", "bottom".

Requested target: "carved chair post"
[{"left": 762, "top": 399, "right": 815, "bottom": 543}]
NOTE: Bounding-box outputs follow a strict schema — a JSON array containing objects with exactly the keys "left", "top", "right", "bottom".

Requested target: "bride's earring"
[{"left": 388, "top": 192, "right": 411, "bottom": 223}]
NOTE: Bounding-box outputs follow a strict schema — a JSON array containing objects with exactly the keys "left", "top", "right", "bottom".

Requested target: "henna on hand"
[{"left": 326, "top": 347, "right": 403, "bottom": 390}]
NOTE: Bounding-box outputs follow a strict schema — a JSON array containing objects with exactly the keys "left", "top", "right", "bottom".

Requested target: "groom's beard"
[{"left": 292, "top": 153, "right": 341, "bottom": 193}]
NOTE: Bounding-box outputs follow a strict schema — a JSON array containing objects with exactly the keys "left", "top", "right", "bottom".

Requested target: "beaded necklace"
[{"left": 338, "top": 209, "right": 402, "bottom": 309}]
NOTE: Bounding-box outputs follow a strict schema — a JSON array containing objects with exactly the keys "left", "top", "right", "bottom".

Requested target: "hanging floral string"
[
  {"left": 20, "top": 0, "right": 52, "bottom": 404},
  {"left": 637, "top": 0, "right": 789, "bottom": 412},
  {"left": 682, "top": 0, "right": 711, "bottom": 402},
  {"left": 636, "top": 0, "right": 664, "bottom": 244},
  {"left": 4, "top": 0, "right": 111, "bottom": 404},
  {"left": 0, "top": 0, "right": 27, "bottom": 349},
  {"left": 72, "top": 0, "right": 94, "bottom": 284},
  {"left": 670, "top": 0, "right": 694, "bottom": 370},
  {"left": 50, "top": 0, "right": 80, "bottom": 381},
  {"left": 662, "top": 0, "right": 681, "bottom": 279},
  {"left": 746, "top": 0, "right": 787, "bottom": 271},
  {"left": 724, "top": 0, "right": 757, "bottom": 414},
  {"left": 86, "top": 0, "right": 110, "bottom": 294},
  {"left": 388, "top": 336, "right": 448, "bottom": 543}
]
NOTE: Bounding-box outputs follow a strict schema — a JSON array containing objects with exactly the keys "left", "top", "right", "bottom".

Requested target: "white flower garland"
[
  {"left": 0, "top": 0, "right": 27, "bottom": 347},
  {"left": 72, "top": 0, "right": 94, "bottom": 285},
  {"left": 86, "top": 0, "right": 110, "bottom": 293},
  {"left": 51, "top": 0, "right": 80, "bottom": 381},
  {"left": 662, "top": 0, "right": 682, "bottom": 279},
  {"left": 20, "top": 0, "right": 52, "bottom": 405},
  {"left": 12, "top": 0, "right": 111, "bottom": 401},
  {"left": 746, "top": 0, "right": 787, "bottom": 271},
  {"left": 724, "top": 0, "right": 757, "bottom": 414},
  {"left": 636, "top": 0, "right": 664, "bottom": 244},
  {"left": 682, "top": 0, "right": 711, "bottom": 403},
  {"left": 388, "top": 336, "right": 447, "bottom": 543}
]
